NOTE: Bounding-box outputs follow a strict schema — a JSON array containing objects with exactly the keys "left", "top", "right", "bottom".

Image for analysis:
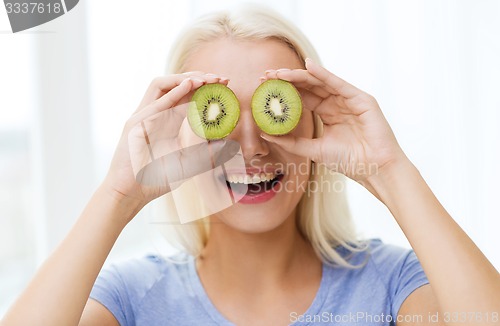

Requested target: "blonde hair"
[{"left": 157, "top": 6, "right": 368, "bottom": 267}]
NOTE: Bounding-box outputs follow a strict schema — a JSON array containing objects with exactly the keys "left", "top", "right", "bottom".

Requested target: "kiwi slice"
[
  {"left": 251, "top": 79, "right": 302, "bottom": 135},
  {"left": 187, "top": 83, "right": 240, "bottom": 140}
]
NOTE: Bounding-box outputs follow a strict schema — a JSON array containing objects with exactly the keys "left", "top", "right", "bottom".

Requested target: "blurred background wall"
[{"left": 1, "top": 0, "right": 499, "bottom": 316}]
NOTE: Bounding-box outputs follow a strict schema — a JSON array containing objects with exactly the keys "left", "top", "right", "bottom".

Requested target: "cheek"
[
  {"left": 296, "top": 158, "right": 312, "bottom": 183},
  {"left": 281, "top": 155, "right": 311, "bottom": 196}
]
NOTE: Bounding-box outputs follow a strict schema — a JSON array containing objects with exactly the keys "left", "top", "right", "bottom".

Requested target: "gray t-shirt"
[{"left": 90, "top": 239, "right": 429, "bottom": 325}]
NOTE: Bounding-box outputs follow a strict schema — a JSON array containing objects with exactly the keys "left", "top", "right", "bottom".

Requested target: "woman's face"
[{"left": 183, "top": 38, "right": 314, "bottom": 233}]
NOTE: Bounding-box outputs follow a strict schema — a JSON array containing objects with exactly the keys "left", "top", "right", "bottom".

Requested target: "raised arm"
[
  {"left": 262, "top": 58, "right": 500, "bottom": 325},
  {"left": 368, "top": 152, "right": 500, "bottom": 324},
  {"left": 0, "top": 73, "right": 230, "bottom": 326}
]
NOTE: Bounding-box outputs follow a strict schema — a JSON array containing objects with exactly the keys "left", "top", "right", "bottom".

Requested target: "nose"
[{"left": 228, "top": 109, "right": 270, "bottom": 161}]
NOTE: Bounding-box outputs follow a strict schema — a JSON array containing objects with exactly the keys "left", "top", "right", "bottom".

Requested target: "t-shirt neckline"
[{"left": 187, "top": 255, "right": 332, "bottom": 325}]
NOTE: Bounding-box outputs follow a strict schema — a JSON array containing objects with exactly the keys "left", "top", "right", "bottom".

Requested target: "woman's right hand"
[{"left": 102, "top": 73, "right": 236, "bottom": 217}]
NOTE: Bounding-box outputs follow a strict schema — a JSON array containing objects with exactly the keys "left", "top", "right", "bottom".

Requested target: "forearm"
[
  {"left": 368, "top": 159, "right": 500, "bottom": 314},
  {"left": 1, "top": 184, "right": 143, "bottom": 326}
]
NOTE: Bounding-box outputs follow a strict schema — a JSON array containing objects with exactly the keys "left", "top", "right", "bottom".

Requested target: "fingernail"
[
  {"left": 277, "top": 68, "right": 290, "bottom": 72},
  {"left": 305, "top": 58, "right": 313, "bottom": 65},
  {"left": 193, "top": 78, "right": 207, "bottom": 85}
]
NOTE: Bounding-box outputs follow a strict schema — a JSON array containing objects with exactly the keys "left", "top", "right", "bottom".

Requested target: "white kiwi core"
[
  {"left": 207, "top": 103, "right": 221, "bottom": 121},
  {"left": 270, "top": 98, "right": 284, "bottom": 116}
]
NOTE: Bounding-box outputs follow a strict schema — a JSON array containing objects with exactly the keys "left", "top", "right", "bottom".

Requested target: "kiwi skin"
[
  {"left": 187, "top": 83, "right": 240, "bottom": 140},
  {"left": 251, "top": 79, "right": 302, "bottom": 136}
]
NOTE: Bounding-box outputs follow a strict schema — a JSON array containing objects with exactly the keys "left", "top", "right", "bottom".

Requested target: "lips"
[{"left": 223, "top": 168, "right": 284, "bottom": 198}]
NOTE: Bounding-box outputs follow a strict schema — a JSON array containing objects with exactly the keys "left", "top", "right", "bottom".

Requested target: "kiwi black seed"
[
  {"left": 187, "top": 83, "right": 240, "bottom": 140},
  {"left": 251, "top": 79, "right": 302, "bottom": 135}
]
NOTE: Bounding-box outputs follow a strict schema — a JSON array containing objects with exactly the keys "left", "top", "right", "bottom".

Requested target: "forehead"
[{"left": 183, "top": 38, "right": 303, "bottom": 84}]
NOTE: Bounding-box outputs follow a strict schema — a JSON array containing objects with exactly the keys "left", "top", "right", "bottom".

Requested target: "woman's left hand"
[
  {"left": 264, "top": 61, "right": 500, "bottom": 317},
  {"left": 261, "top": 58, "right": 408, "bottom": 193}
]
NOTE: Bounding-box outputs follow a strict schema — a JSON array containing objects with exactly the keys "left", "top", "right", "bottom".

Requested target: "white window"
[{"left": 0, "top": 30, "right": 37, "bottom": 316}]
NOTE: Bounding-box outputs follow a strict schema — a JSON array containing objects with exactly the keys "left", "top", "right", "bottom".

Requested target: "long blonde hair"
[{"left": 156, "top": 6, "right": 367, "bottom": 267}]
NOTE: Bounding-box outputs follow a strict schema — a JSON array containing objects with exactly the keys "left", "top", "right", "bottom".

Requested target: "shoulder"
[
  {"left": 326, "top": 239, "right": 429, "bottom": 317},
  {"left": 90, "top": 253, "right": 192, "bottom": 325},
  {"left": 96, "top": 253, "right": 190, "bottom": 296},
  {"left": 335, "top": 239, "right": 424, "bottom": 278},
  {"left": 364, "top": 239, "right": 428, "bottom": 290},
  {"left": 336, "top": 238, "right": 428, "bottom": 285},
  {"left": 104, "top": 254, "right": 175, "bottom": 281}
]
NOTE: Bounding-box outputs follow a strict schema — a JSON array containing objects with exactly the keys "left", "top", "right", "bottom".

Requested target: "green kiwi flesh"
[
  {"left": 251, "top": 79, "right": 302, "bottom": 135},
  {"left": 187, "top": 83, "right": 240, "bottom": 140}
]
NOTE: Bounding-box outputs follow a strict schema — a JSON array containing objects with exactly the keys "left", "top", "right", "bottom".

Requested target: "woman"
[{"left": 2, "top": 7, "right": 499, "bottom": 326}]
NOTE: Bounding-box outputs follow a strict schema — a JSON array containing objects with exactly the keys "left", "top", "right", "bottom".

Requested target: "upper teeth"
[{"left": 226, "top": 172, "right": 276, "bottom": 184}]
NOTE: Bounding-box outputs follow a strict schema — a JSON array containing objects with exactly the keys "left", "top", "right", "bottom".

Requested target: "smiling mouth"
[{"left": 224, "top": 171, "right": 284, "bottom": 195}]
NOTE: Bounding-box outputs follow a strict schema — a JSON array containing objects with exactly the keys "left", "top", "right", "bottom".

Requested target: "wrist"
[
  {"left": 364, "top": 155, "right": 418, "bottom": 204},
  {"left": 96, "top": 181, "right": 146, "bottom": 226}
]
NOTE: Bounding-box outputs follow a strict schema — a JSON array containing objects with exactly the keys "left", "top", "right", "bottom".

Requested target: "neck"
[{"left": 197, "top": 210, "right": 321, "bottom": 291}]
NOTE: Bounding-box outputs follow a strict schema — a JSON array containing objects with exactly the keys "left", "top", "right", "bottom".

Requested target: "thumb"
[
  {"left": 260, "top": 134, "right": 320, "bottom": 161},
  {"left": 135, "top": 140, "right": 240, "bottom": 189}
]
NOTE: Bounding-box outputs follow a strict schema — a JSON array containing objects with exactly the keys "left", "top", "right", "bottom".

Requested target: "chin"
[
  {"left": 212, "top": 208, "right": 290, "bottom": 234},
  {"left": 210, "top": 190, "right": 301, "bottom": 235}
]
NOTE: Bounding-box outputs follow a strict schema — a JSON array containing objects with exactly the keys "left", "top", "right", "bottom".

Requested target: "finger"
[
  {"left": 137, "top": 72, "right": 230, "bottom": 111},
  {"left": 137, "top": 72, "right": 205, "bottom": 111},
  {"left": 260, "top": 134, "right": 321, "bottom": 162},
  {"left": 133, "top": 78, "right": 198, "bottom": 123},
  {"left": 137, "top": 107, "right": 189, "bottom": 162},
  {"left": 135, "top": 139, "right": 240, "bottom": 188},
  {"left": 149, "top": 77, "right": 232, "bottom": 115},
  {"left": 202, "top": 73, "right": 229, "bottom": 84},
  {"left": 263, "top": 69, "right": 331, "bottom": 99},
  {"left": 265, "top": 69, "right": 322, "bottom": 87},
  {"left": 183, "top": 73, "right": 229, "bottom": 87},
  {"left": 305, "top": 58, "right": 361, "bottom": 99},
  {"left": 262, "top": 69, "right": 358, "bottom": 120},
  {"left": 184, "top": 72, "right": 230, "bottom": 85},
  {"left": 262, "top": 70, "right": 332, "bottom": 114}
]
